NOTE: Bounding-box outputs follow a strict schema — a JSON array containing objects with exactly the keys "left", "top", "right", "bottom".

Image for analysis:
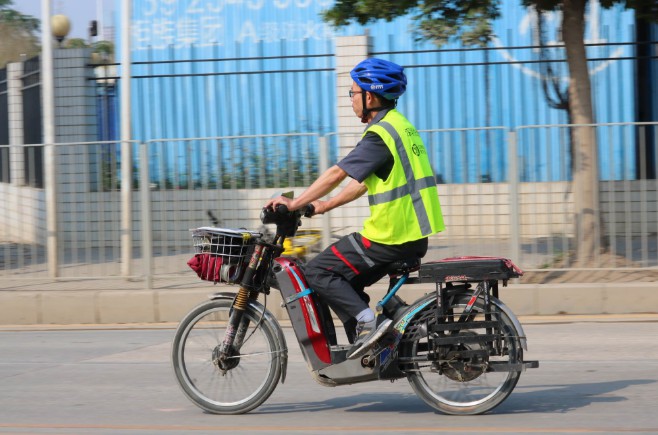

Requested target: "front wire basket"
[{"left": 189, "top": 227, "right": 261, "bottom": 284}]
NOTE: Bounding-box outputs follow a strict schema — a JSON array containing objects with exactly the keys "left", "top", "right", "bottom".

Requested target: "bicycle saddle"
[{"left": 385, "top": 257, "right": 421, "bottom": 275}]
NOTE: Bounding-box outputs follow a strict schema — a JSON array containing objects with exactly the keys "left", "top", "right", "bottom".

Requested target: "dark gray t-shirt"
[{"left": 337, "top": 110, "right": 394, "bottom": 182}]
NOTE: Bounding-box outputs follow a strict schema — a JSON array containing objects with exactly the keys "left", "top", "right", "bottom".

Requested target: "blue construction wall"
[{"left": 117, "top": 0, "right": 639, "bottom": 183}]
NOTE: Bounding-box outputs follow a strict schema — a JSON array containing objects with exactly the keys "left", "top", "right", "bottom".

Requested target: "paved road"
[{"left": 1, "top": 317, "right": 657, "bottom": 435}]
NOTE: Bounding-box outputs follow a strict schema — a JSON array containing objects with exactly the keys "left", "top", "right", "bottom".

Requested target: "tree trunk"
[{"left": 561, "top": 0, "right": 602, "bottom": 266}]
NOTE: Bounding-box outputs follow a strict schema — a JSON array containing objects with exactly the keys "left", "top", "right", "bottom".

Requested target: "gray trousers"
[{"left": 304, "top": 232, "right": 428, "bottom": 324}]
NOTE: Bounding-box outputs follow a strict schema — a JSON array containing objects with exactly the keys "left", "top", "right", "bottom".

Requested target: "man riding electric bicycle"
[{"left": 266, "top": 58, "right": 445, "bottom": 359}]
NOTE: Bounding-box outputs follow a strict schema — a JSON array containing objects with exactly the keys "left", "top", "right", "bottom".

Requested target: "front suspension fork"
[
  {"left": 213, "top": 287, "right": 258, "bottom": 372},
  {"left": 216, "top": 243, "right": 268, "bottom": 368},
  {"left": 219, "top": 287, "right": 257, "bottom": 352}
]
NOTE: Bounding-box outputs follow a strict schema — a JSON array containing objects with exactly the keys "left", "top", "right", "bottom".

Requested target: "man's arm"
[
  {"left": 266, "top": 165, "right": 349, "bottom": 211},
  {"left": 312, "top": 179, "right": 367, "bottom": 215}
]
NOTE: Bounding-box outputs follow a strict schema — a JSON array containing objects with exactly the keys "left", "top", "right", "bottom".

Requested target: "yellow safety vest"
[{"left": 360, "top": 109, "right": 445, "bottom": 244}]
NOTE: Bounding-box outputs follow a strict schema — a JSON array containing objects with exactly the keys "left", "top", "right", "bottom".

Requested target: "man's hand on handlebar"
[
  {"left": 264, "top": 196, "right": 316, "bottom": 217},
  {"left": 265, "top": 195, "right": 294, "bottom": 212},
  {"left": 308, "top": 200, "right": 327, "bottom": 216},
  {"left": 260, "top": 201, "right": 315, "bottom": 238}
]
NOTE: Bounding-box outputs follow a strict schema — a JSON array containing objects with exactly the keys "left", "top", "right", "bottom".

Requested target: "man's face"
[{"left": 350, "top": 82, "right": 364, "bottom": 118}]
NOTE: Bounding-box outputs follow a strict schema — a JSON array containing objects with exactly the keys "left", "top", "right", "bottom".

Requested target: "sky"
[{"left": 11, "top": 0, "right": 114, "bottom": 40}]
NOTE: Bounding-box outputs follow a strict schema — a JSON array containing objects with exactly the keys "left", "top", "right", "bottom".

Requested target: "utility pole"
[
  {"left": 120, "top": 0, "right": 132, "bottom": 277},
  {"left": 41, "top": 0, "right": 58, "bottom": 278}
]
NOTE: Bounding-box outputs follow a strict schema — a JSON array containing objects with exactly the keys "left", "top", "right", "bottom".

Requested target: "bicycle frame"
[
  {"left": 214, "top": 206, "right": 538, "bottom": 388},
  {"left": 175, "top": 205, "right": 540, "bottom": 416},
  {"left": 273, "top": 254, "right": 537, "bottom": 385}
]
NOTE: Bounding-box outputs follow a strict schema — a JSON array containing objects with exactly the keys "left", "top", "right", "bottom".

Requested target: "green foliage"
[
  {"left": 62, "top": 39, "right": 115, "bottom": 57},
  {"left": 0, "top": 0, "right": 39, "bottom": 67},
  {"left": 525, "top": 0, "right": 658, "bottom": 21},
  {"left": 90, "top": 40, "right": 115, "bottom": 65},
  {"left": 521, "top": 0, "right": 561, "bottom": 11},
  {"left": 416, "top": 0, "right": 500, "bottom": 47},
  {"left": 0, "top": 0, "right": 39, "bottom": 33},
  {"left": 323, "top": 0, "right": 658, "bottom": 47},
  {"left": 63, "top": 38, "right": 89, "bottom": 49},
  {"left": 323, "top": 0, "right": 501, "bottom": 47},
  {"left": 144, "top": 137, "right": 320, "bottom": 191},
  {"left": 603, "top": 0, "right": 658, "bottom": 21},
  {"left": 322, "top": 0, "right": 418, "bottom": 26},
  {"left": 93, "top": 40, "right": 114, "bottom": 58}
]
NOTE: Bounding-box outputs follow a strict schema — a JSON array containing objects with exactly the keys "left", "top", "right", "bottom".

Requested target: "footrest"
[{"left": 524, "top": 360, "right": 539, "bottom": 369}]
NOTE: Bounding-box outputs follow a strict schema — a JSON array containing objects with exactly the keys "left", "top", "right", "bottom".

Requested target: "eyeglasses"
[{"left": 348, "top": 90, "right": 362, "bottom": 99}]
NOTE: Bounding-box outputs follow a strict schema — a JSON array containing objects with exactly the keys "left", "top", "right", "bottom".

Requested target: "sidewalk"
[
  {"left": 0, "top": 275, "right": 656, "bottom": 326},
  {"left": 1, "top": 313, "right": 657, "bottom": 331}
]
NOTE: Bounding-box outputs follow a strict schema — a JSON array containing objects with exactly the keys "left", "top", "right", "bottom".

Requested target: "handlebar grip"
[
  {"left": 274, "top": 203, "right": 313, "bottom": 217},
  {"left": 303, "top": 203, "right": 315, "bottom": 218}
]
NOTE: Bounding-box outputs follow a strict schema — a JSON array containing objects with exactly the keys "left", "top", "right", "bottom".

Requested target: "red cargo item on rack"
[{"left": 188, "top": 253, "right": 223, "bottom": 282}]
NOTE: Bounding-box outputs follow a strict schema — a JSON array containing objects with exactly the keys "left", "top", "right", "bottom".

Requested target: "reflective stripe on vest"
[{"left": 367, "top": 121, "right": 434, "bottom": 236}]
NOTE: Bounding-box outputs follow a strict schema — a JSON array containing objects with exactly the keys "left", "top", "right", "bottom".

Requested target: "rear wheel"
[
  {"left": 403, "top": 293, "right": 522, "bottom": 415},
  {"left": 172, "top": 298, "right": 283, "bottom": 414}
]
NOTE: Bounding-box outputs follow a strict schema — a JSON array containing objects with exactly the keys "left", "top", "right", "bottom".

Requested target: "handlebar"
[{"left": 260, "top": 203, "right": 314, "bottom": 239}]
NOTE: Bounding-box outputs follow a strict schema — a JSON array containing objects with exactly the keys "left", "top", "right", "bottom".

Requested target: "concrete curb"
[
  {"left": 1, "top": 313, "right": 657, "bottom": 331},
  {"left": 0, "top": 281, "right": 656, "bottom": 326}
]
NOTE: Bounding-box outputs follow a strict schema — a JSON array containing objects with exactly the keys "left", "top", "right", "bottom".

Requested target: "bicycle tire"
[
  {"left": 172, "top": 298, "right": 284, "bottom": 414},
  {"left": 403, "top": 292, "right": 523, "bottom": 415}
]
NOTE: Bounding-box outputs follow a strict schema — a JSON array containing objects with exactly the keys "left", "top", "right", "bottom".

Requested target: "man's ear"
[{"left": 365, "top": 91, "right": 374, "bottom": 106}]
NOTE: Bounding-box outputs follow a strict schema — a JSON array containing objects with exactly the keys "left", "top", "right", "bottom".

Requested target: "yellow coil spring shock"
[
  {"left": 227, "top": 289, "right": 260, "bottom": 353},
  {"left": 225, "top": 241, "right": 264, "bottom": 354},
  {"left": 233, "top": 287, "right": 251, "bottom": 311}
]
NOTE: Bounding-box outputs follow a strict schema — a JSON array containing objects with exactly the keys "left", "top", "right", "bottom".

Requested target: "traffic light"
[{"left": 89, "top": 20, "right": 98, "bottom": 38}]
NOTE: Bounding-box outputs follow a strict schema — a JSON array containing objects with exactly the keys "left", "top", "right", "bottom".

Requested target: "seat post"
[
  {"left": 376, "top": 257, "right": 421, "bottom": 315},
  {"left": 376, "top": 273, "right": 409, "bottom": 314}
]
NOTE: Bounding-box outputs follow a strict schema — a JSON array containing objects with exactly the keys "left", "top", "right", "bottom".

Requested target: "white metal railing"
[
  {"left": 515, "top": 122, "right": 658, "bottom": 271},
  {"left": 1, "top": 123, "right": 657, "bottom": 284}
]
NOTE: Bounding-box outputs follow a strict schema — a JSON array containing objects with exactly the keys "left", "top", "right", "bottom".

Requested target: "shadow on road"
[
  {"left": 257, "top": 391, "right": 428, "bottom": 415},
  {"left": 256, "top": 378, "right": 656, "bottom": 415},
  {"left": 497, "top": 378, "right": 656, "bottom": 414}
]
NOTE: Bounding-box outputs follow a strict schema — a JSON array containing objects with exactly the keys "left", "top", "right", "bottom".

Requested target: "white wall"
[{"left": 3, "top": 178, "right": 657, "bottom": 245}]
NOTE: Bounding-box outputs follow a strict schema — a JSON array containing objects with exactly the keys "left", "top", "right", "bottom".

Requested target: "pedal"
[
  {"left": 361, "top": 354, "right": 376, "bottom": 368},
  {"left": 359, "top": 335, "right": 393, "bottom": 367}
]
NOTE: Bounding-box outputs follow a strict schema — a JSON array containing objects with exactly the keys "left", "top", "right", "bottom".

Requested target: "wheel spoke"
[
  {"left": 404, "top": 295, "right": 522, "bottom": 415},
  {"left": 225, "top": 349, "right": 288, "bottom": 359},
  {"left": 172, "top": 299, "right": 283, "bottom": 414}
]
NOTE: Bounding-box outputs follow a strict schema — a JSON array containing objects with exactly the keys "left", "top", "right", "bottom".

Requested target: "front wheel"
[
  {"left": 403, "top": 293, "right": 523, "bottom": 415},
  {"left": 172, "top": 298, "right": 284, "bottom": 414}
]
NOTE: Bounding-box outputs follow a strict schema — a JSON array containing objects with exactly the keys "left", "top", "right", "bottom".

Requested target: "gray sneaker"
[{"left": 346, "top": 318, "right": 393, "bottom": 360}]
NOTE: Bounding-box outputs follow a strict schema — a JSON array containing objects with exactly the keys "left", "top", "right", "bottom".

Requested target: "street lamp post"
[
  {"left": 51, "top": 14, "right": 71, "bottom": 47},
  {"left": 41, "top": 3, "right": 71, "bottom": 278}
]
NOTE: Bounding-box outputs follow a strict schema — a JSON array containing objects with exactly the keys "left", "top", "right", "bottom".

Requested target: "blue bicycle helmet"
[{"left": 350, "top": 58, "right": 407, "bottom": 101}]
